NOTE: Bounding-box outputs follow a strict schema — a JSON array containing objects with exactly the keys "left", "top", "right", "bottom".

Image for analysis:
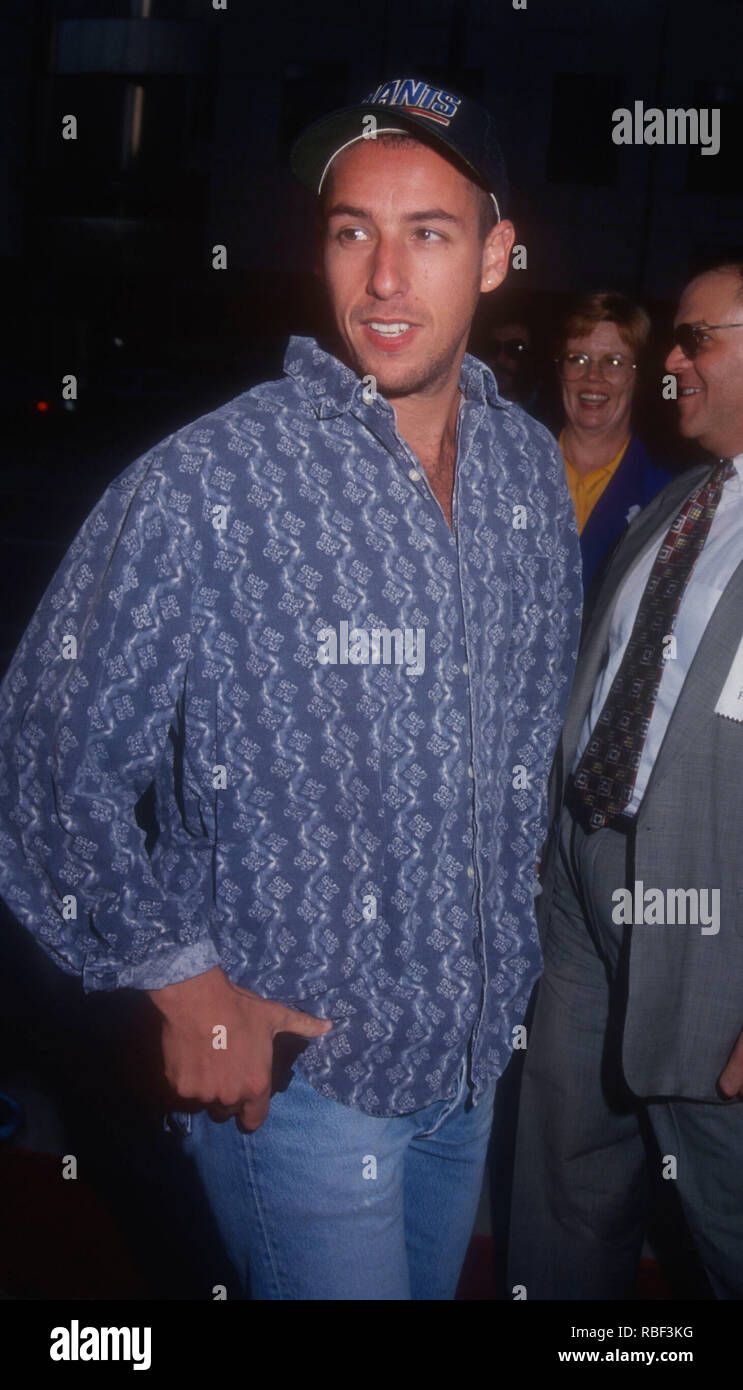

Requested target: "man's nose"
[
  {"left": 665, "top": 341, "right": 692, "bottom": 374},
  {"left": 366, "top": 238, "right": 408, "bottom": 298}
]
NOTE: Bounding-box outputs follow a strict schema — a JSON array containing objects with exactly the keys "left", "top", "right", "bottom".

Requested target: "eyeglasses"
[
  {"left": 492, "top": 337, "right": 530, "bottom": 361},
  {"left": 671, "top": 322, "right": 743, "bottom": 359},
  {"left": 557, "top": 352, "right": 637, "bottom": 382}
]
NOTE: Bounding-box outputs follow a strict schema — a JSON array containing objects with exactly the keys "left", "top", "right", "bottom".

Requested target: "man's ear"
[{"left": 480, "top": 219, "right": 515, "bottom": 294}]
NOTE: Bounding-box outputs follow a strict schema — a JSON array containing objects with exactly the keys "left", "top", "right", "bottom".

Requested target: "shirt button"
[
  {"left": 468, "top": 764, "right": 474, "bottom": 778},
  {"left": 462, "top": 662, "right": 469, "bottom": 674},
  {"left": 408, "top": 467, "right": 421, "bottom": 481},
  {"left": 467, "top": 865, "right": 475, "bottom": 879}
]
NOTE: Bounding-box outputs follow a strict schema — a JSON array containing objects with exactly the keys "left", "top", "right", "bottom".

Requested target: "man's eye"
[
  {"left": 694, "top": 330, "right": 712, "bottom": 344},
  {"left": 337, "top": 227, "right": 367, "bottom": 242},
  {"left": 413, "top": 227, "right": 442, "bottom": 241}
]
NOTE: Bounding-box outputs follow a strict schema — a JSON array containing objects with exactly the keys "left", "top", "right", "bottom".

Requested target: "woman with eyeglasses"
[{"left": 555, "top": 291, "right": 673, "bottom": 593}]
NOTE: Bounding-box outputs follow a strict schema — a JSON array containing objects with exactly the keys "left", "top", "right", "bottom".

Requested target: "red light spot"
[{"left": 36, "top": 400, "right": 50, "bottom": 413}]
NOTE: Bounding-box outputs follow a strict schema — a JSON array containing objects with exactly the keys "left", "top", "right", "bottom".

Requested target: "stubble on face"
[
  {"left": 363, "top": 329, "right": 480, "bottom": 403},
  {"left": 320, "top": 140, "right": 494, "bottom": 405}
]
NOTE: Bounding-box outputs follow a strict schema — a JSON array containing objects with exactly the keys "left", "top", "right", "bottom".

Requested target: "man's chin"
[
  {"left": 339, "top": 331, "right": 455, "bottom": 401},
  {"left": 675, "top": 415, "right": 703, "bottom": 443},
  {"left": 373, "top": 372, "right": 432, "bottom": 400},
  {"left": 354, "top": 354, "right": 451, "bottom": 402},
  {"left": 675, "top": 397, "right": 707, "bottom": 438}
]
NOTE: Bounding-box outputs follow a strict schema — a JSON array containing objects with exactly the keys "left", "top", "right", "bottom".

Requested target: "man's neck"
[
  {"left": 391, "top": 381, "right": 463, "bottom": 530},
  {"left": 562, "top": 421, "right": 630, "bottom": 477}
]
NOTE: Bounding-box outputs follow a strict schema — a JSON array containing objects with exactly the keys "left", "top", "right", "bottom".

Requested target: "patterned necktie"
[{"left": 572, "top": 457, "right": 736, "bottom": 830}]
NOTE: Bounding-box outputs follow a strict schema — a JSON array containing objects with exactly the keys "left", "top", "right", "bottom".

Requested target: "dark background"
[
  {"left": 4, "top": 0, "right": 743, "bottom": 660},
  {"left": 0, "top": 0, "right": 737, "bottom": 1299}
]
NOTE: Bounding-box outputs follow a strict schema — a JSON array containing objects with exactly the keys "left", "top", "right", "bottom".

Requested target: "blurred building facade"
[{"left": 2, "top": 0, "right": 743, "bottom": 384}]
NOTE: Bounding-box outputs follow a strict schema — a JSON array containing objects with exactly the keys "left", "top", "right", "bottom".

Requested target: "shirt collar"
[{"left": 282, "top": 335, "right": 506, "bottom": 419}]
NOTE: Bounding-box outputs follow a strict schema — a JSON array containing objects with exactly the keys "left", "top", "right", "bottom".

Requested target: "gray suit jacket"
[{"left": 540, "top": 462, "right": 743, "bottom": 1101}]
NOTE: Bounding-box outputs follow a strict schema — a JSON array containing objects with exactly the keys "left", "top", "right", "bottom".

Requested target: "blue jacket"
[
  {"left": 579, "top": 432, "right": 674, "bottom": 592},
  {"left": 0, "top": 337, "right": 581, "bottom": 1115}
]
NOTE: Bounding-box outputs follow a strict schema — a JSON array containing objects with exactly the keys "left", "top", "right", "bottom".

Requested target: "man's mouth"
[
  {"left": 678, "top": 386, "right": 702, "bottom": 397},
  {"left": 366, "top": 320, "right": 413, "bottom": 337},
  {"left": 361, "top": 319, "right": 419, "bottom": 351}
]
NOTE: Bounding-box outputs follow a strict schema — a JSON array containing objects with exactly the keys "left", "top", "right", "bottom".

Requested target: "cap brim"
[{"left": 290, "top": 102, "right": 491, "bottom": 198}]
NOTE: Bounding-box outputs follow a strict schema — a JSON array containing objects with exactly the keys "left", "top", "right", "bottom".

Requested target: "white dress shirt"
[{"left": 573, "top": 453, "right": 743, "bottom": 813}]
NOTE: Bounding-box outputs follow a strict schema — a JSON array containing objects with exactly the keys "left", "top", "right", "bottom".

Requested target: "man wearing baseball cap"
[
  {"left": 291, "top": 75, "right": 508, "bottom": 222},
  {"left": 0, "top": 76, "right": 580, "bottom": 1299}
]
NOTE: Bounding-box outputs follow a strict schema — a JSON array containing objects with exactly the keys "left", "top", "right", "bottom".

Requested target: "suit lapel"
[
  {"left": 641, "top": 551, "right": 743, "bottom": 803},
  {"left": 561, "top": 464, "right": 710, "bottom": 774}
]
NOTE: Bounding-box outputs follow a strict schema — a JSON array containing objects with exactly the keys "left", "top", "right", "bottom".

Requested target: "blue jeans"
[{"left": 164, "top": 1057, "right": 495, "bottom": 1300}]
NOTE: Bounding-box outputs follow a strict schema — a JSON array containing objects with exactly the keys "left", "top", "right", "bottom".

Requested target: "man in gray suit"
[{"left": 509, "top": 261, "right": 743, "bottom": 1300}]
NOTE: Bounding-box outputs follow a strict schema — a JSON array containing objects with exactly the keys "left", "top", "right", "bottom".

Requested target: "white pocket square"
[{"left": 715, "top": 634, "right": 743, "bottom": 723}]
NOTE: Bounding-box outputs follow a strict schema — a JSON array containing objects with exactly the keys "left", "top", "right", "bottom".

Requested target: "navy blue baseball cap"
[{"left": 290, "top": 76, "right": 508, "bottom": 222}]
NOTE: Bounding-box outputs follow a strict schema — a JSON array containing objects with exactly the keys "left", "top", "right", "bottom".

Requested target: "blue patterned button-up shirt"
[{"left": 0, "top": 336, "right": 581, "bottom": 1115}]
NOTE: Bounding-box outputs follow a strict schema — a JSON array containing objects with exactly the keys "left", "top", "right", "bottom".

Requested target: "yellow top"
[{"left": 560, "top": 430, "right": 631, "bottom": 535}]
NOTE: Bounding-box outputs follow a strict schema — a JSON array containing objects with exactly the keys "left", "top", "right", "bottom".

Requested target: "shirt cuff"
[{"left": 82, "top": 938, "right": 223, "bottom": 993}]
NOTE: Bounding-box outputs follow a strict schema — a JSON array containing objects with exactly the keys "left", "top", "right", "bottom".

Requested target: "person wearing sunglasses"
[
  {"left": 509, "top": 260, "right": 743, "bottom": 1300},
  {"left": 483, "top": 314, "right": 534, "bottom": 406},
  {"left": 555, "top": 292, "right": 673, "bottom": 593}
]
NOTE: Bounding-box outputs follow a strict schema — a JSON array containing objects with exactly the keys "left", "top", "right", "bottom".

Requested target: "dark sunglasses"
[
  {"left": 492, "top": 337, "right": 531, "bottom": 361},
  {"left": 672, "top": 321, "right": 743, "bottom": 358}
]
